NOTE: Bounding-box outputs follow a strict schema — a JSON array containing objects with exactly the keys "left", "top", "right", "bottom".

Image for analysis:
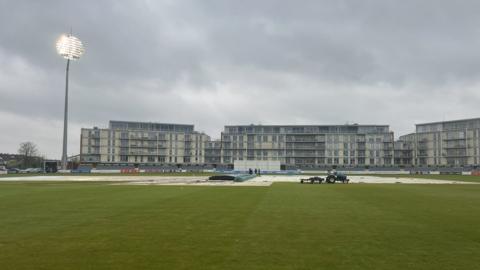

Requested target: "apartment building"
[
  {"left": 0, "top": 157, "right": 5, "bottom": 170},
  {"left": 80, "top": 121, "right": 209, "bottom": 165},
  {"left": 394, "top": 133, "right": 415, "bottom": 166},
  {"left": 204, "top": 140, "right": 222, "bottom": 165},
  {"left": 220, "top": 124, "right": 395, "bottom": 169},
  {"left": 397, "top": 118, "right": 480, "bottom": 167},
  {"left": 80, "top": 118, "right": 480, "bottom": 169}
]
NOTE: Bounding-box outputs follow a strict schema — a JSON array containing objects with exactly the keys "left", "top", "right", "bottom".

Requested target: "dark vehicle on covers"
[
  {"left": 325, "top": 172, "right": 349, "bottom": 184},
  {"left": 7, "top": 168, "right": 20, "bottom": 174},
  {"left": 300, "top": 176, "right": 324, "bottom": 184}
]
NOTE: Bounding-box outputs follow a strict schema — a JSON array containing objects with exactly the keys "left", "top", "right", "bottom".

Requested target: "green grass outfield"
[
  {"left": 304, "top": 173, "right": 480, "bottom": 183},
  {"left": 1, "top": 182, "right": 479, "bottom": 269},
  {"left": 359, "top": 173, "right": 480, "bottom": 182}
]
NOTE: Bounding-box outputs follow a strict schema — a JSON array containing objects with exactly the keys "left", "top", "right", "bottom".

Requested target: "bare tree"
[{"left": 18, "top": 142, "right": 39, "bottom": 168}]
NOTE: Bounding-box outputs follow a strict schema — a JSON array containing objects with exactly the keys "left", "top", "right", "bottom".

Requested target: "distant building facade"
[
  {"left": 80, "top": 118, "right": 480, "bottom": 169},
  {"left": 396, "top": 118, "right": 480, "bottom": 167},
  {"left": 394, "top": 133, "right": 415, "bottom": 166},
  {"left": 0, "top": 156, "right": 6, "bottom": 170},
  {"left": 204, "top": 140, "right": 222, "bottom": 165},
  {"left": 80, "top": 121, "right": 209, "bottom": 166},
  {"left": 220, "top": 125, "right": 395, "bottom": 169}
]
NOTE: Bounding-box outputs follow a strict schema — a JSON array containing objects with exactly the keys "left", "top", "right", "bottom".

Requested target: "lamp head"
[{"left": 56, "top": 34, "right": 84, "bottom": 60}]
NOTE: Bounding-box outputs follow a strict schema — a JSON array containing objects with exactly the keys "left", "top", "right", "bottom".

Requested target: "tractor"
[{"left": 325, "top": 172, "right": 349, "bottom": 184}]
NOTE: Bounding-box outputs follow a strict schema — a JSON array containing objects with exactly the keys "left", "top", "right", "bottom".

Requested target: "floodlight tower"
[{"left": 56, "top": 33, "right": 85, "bottom": 170}]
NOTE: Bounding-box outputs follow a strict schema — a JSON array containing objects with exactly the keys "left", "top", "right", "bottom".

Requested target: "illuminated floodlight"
[{"left": 56, "top": 34, "right": 84, "bottom": 60}]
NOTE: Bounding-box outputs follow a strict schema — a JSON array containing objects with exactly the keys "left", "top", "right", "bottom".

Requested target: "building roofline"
[
  {"left": 109, "top": 120, "right": 194, "bottom": 127},
  {"left": 399, "top": 132, "right": 416, "bottom": 137},
  {"left": 416, "top": 117, "right": 480, "bottom": 126},
  {"left": 223, "top": 124, "right": 389, "bottom": 128}
]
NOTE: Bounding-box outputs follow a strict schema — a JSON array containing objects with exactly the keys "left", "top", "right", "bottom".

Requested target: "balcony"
[
  {"left": 444, "top": 145, "right": 466, "bottom": 149},
  {"left": 290, "top": 145, "right": 317, "bottom": 150},
  {"left": 443, "top": 138, "right": 466, "bottom": 141},
  {"left": 292, "top": 152, "right": 317, "bottom": 157},
  {"left": 443, "top": 153, "right": 469, "bottom": 157}
]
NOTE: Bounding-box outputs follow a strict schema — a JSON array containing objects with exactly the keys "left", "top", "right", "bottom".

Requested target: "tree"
[{"left": 18, "top": 142, "right": 39, "bottom": 168}]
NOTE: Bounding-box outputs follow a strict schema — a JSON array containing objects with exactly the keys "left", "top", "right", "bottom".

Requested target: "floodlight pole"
[
  {"left": 56, "top": 32, "right": 83, "bottom": 171},
  {"left": 61, "top": 59, "right": 70, "bottom": 170}
]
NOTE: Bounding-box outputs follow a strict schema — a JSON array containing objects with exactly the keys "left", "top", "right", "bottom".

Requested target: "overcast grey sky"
[{"left": 1, "top": 0, "right": 480, "bottom": 158}]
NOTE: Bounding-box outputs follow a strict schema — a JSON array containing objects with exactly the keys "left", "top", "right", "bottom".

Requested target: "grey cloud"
[{"left": 1, "top": 0, "right": 480, "bottom": 158}]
